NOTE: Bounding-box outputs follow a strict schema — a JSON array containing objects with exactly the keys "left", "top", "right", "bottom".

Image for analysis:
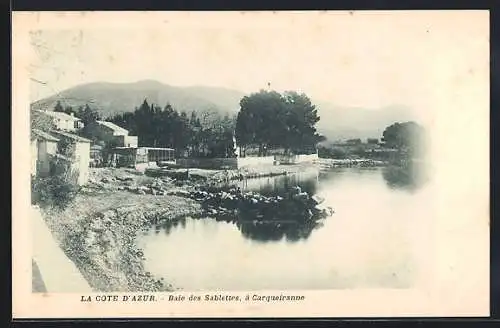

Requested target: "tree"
[
  {"left": 108, "top": 99, "right": 236, "bottom": 158},
  {"left": 54, "top": 100, "right": 64, "bottom": 112},
  {"left": 235, "top": 90, "right": 324, "bottom": 156},
  {"left": 80, "top": 104, "right": 101, "bottom": 126},
  {"left": 346, "top": 138, "right": 362, "bottom": 145},
  {"left": 63, "top": 106, "right": 75, "bottom": 115},
  {"left": 381, "top": 121, "right": 425, "bottom": 158},
  {"left": 282, "top": 91, "right": 322, "bottom": 153}
]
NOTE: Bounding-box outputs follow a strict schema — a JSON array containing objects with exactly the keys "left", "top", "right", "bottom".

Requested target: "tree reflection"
[
  {"left": 236, "top": 219, "right": 322, "bottom": 243},
  {"left": 382, "top": 163, "right": 427, "bottom": 192}
]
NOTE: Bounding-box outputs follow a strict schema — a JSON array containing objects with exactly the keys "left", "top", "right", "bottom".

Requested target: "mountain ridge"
[{"left": 31, "top": 80, "right": 418, "bottom": 141}]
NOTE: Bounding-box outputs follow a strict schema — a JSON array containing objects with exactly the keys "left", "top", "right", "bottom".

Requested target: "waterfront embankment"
[
  {"left": 40, "top": 170, "right": 203, "bottom": 291},
  {"left": 38, "top": 163, "right": 322, "bottom": 292}
]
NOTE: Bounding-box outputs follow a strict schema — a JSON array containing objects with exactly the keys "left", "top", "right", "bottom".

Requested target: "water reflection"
[
  {"left": 138, "top": 167, "right": 427, "bottom": 291},
  {"left": 237, "top": 220, "right": 323, "bottom": 243},
  {"left": 153, "top": 215, "right": 325, "bottom": 244},
  {"left": 151, "top": 164, "right": 428, "bottom": 244},
  {"left": 237, "top": 168, "right": 319, "bottom": 197},
  {"left": 382, "top": 163, "right": 427, "bottom": 192}
]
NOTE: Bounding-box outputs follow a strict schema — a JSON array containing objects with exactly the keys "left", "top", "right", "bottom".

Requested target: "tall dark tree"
[
  {"left": 108, "top": 99, "right": 236, "bottom": 158},
  {"left": 63, "top": 105, "right": 75, "bottom": 115},
  {"left": 54, "top": 100, "right": 64, "bottom": 112},
  {"left": 80, "top": 104, "right": 101, "bottom": 126}
]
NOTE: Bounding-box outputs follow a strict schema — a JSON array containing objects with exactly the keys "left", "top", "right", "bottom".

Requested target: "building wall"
[
  {"left": 114, "top": 135, "right": 138, "bottom": 148},
  {"left": 176, "top": 158, "right": 238, "bottom": 169},
  {"left": 275, "top": 153, "right": 319, "bottom": 164},
  {"left": 84, "top": 122, "right": 116, "bottom": 143},
  {"left": 237, "top": 156, "right": 276, "bottom": 168},
  {"left": 176, "top": 154, "right": 316, "bottom": 169},
  {"left": 55, "top": 118, "right": 77, "bottom": 132},
  {"left": 37, "top": 140, "right": 58, "bottom": 177},
  {"left": 73, "top": 142, "right": 90, "bottom": 185},
  {"left": 176, "top": 156, "right": 276, "bottom": 170}
]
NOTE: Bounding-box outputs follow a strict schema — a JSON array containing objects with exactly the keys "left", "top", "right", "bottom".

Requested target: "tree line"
[
  {"left": 48, "top": 89, "right": 327, "bottom": 159},
  {"left": 109, "top": 99, "right": 237, "bottom": 158},
  {"left": 317, "top": 121, "right": 426, "bottom": 161}
]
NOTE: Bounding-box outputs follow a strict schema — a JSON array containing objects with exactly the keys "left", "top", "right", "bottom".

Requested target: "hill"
[
  {"left": 30, "top": 80, "right": 246, "bottom": 118},
  {"left": 31, "top": 80, "right": 418, "bottom": 141}
]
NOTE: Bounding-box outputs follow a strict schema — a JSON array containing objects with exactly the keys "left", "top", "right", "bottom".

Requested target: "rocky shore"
[
  {"left": 41, "top": 167, "right": 204, "bottom": 292},
  {"left": 40, "top": 164, "right": 328, "bottom": 292},
  {"left": 190, "top": 185, "right": 334, "bottom": 222}
]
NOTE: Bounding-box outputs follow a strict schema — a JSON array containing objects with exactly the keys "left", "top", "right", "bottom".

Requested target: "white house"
[
  {"left": 38, "top": 110, "right": 84, "bottom": 132},
  {"left": 85, "top": 120, "right": 138, "bottom": 148}
]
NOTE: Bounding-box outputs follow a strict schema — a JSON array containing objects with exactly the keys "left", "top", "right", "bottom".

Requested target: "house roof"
[
  {"left": 50, "top": 130, "right": 91, "bottom": 143},
  {"left": 96, "top": 121, "right": 129, "bottom": 134},
  {"left": 32, "top": 129, "right": 60, "bottom": 142},
  {"left": 40, "top": 110, "right": 82, "bottom": 121}
]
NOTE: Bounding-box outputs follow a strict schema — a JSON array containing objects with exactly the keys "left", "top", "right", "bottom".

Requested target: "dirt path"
[{"left": 32, "top": 206, "right": 93, "bottom": 292}]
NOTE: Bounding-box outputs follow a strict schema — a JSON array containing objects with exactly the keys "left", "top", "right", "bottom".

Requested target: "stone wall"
[
  {"left": 237, "top": 156, "right": 276, "bottom": 168},
  {"left": 176, "top": 158, "right": 238, "bottom": 169},
  {"left": 274, "top": 153, "right": 319, "bottom": 164},
  {"left": 176, "top": 156, "right": 276, "bottom": 169}
]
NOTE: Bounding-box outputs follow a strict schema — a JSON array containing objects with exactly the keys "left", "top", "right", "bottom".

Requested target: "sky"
[{"left": 26, "top": 11, "right": 488, "bottom": 120}]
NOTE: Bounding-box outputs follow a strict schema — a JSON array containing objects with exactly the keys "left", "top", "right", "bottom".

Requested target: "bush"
[
  {"left": 318, "top": 146, "right": 348, "bottom": 159},
  {"left": 330, "top": 147, "right": 347, "bottom": 159},
  {"left": 31, "top": 174, "right": 80, "bottom": 210},
  {"left": 31, "top": 156, "right": 80, "bottom": 210}
]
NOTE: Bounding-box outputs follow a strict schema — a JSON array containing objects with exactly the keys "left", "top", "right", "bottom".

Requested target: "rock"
[
  {"left": 175, "top": 190, "right": 191, "bottom": 197},
  {"left": 311, "top": 195, "right": 324, "bottom": 205},
  {"left": 120, "top": 176, "right": 134, "bottom": 182},
  {"left": 137, "top": 189, "right": 146, "bottom": 195}
]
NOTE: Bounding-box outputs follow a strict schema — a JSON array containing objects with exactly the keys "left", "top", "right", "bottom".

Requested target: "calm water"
[{"left": 137, "top": 165, "right": 432, "bottom": 291}]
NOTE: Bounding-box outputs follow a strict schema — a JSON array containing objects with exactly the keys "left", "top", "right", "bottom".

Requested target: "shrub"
[
  {"left": 31, "top": 156, "right": 80, "bottom": 210},
  {"left": 31, "top": 174, "right": 80, "bottom": 210},
  {"left": 330, "top": 147, "right": 347, "bottom": 159}
]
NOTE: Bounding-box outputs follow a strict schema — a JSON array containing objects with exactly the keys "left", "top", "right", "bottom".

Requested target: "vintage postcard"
[{"left": 12, "top": 11, "right": 489, "bottom": 318}]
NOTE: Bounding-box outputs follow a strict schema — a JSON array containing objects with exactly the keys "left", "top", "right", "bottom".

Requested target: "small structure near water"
[{"left": 108, "top": 147, "right": 176, "bottom": 171}]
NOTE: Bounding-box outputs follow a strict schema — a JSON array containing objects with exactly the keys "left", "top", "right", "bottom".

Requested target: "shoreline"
[
  {"left": 41, "top": 189, "right": 203, "bottom": 292},
  {"left": 38, "top": 164, "right": 320, "bottom": 292},
  {"left": 37, "top": 160, "right": 392, "bottom": 292}
]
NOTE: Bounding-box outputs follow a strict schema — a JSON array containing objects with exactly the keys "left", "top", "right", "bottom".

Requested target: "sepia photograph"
[{"left": 12, "top": 10, "right": 489, "bottom": 318}]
